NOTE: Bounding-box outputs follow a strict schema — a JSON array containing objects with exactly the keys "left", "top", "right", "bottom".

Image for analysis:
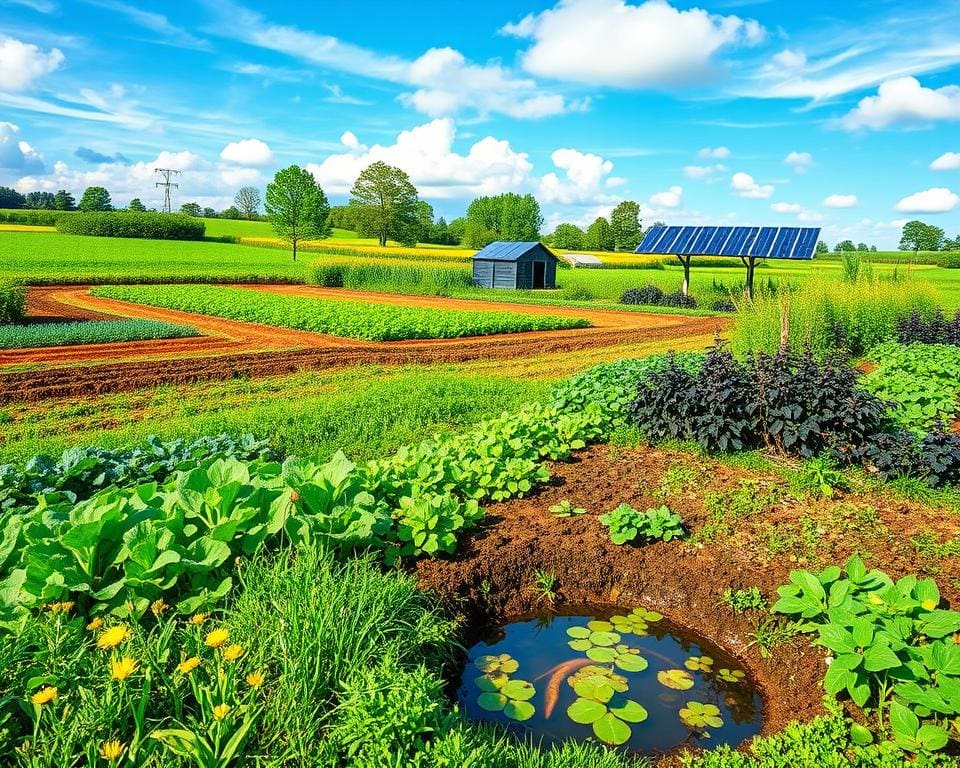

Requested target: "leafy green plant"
[
  {"left": 680, "top": 701, "right": 724, "bottom": 730},
  {"left": 0, "top": 279, "right": 26, "bottom": 325},
  {"left": 598, "top": 503, "right": 684, "bottom": 545},
  {"left": 0, "top": 318, "right": 199, "bottom": 350},
  {"left": 609, "top": 607, "right": 663, "bottom": 635},
  {"left": 657, "top": 669, "right": 695, "bottom": 690},
  {"left": 58, "top": 211, "right": 206, "bottom": 240},
  {"left": 721, "top": 587, "right": 767, "bottom": 614},
  {"left": 772, "top": 554, "right": 960, "bottom": 755},
  {"left": 530, "top": 569, "right": 557, "bottom": 603},
  {"left": 548, "top": 500, "right": 586, "bottom": 518},
  {"left": 92, "top": 285, "right": 590, "bottom": 342},
  {"left": 792, "top": 455, "right": 849, "bottom": 499}
]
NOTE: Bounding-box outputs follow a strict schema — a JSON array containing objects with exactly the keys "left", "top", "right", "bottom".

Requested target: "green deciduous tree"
[
  {"left": 464, "top": 193, "right": 542, "bottom": 248},
  {"left": 899, "top": 220, "right": 945, "bottom": 253},
  {"left": 220, "top": 206, "right": 241, "bottom": 220},
  {"left": 78, "top": 186, "right": 112, "bottom": 211},
  {"left": 234, "top": 186, "right": 262, "bottom": 220},
  {"left": 265, "top": 165, "right": 331, "bottom": 261},
  {"left": 24, "top": 191, "right": 55, "bottom": 209},
  {"left": 815, "top": 240, "right": 829, "bottom": 254},
  {"left": 552, "top": 223, "right": 585, "bottom": 250},
  {"left": 0, "top": 186, "right": 25, "bottom": 209},
  {"left": 127, "top": 198, "right": 146, "bottom": 212},
  {"left": 834, "top": 240, "right": 855, "bottom": 253},
  {"left": 349, "top": 161, "right": 420, "bottom": 247},
  {"left": 585, "top": 216, "right": 614, "bottom": 251},
  {"left": 610, "top": 201, "right": 642, "bottom": 251},
  {"left": 179, "top": 202, "right": 202, "bottom": 217}
]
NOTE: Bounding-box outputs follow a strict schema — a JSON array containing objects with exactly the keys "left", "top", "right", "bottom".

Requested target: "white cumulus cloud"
[
  {"left": 823, "top": 194, "right": 858, "bottom": 208},
  {"left": 0, "top": 36, "right": 64, "bottom": 91},
  {"left": 731, "top": 171, "right": 773, "bottom": 199},
  {"left": 895, "top": 187, "right": 959, "bottom": 213},
  {"left": 503, "top": 0, "right": 764, "bottom": 88},
  {"left": 220, "top": 138, "right": 273, "bottom": 166},
  {"left": 931, "top": 152, "right": 960, "bottom": 171},
  {"left": 539, "top": 148, "right": 623, "bottom": 205},
  {"left": 837, "top": 77, "right": 960, "bottom": 131},
  {"left": 698, "top": 146, "right": 730, "bottom": 159},
  {"left": 771, "top": 202, "right": 802, "bottom": 214},
  {"left": 684, "top": 163, "right": 727, "bottom": 181},
  {"left": 0, "top": 122, "right": 45, "bottom": 173},
  {"left": 305, "top": 118, "right": 533, "bottom": 199},
  {"left": 649, "top": 185, "right": 683, "bottom": 208},
  {"left": 784, "top": 151, "right": 813, "bottom": 173}
]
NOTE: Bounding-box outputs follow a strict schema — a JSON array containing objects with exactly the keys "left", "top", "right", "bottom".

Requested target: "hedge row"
[
  {"left": 0, "top": 281, "right": 26, "bottom": 325},
  {"left": 56, "top": 212, "right": 206, "bottom": 241},
  {"left": 0, "top": 210, "right": 67, "bottom": 226}
]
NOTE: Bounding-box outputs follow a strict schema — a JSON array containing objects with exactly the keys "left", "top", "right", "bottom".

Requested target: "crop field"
[{"left": 7, "top": 220, "right": 960, "bottom": 768}]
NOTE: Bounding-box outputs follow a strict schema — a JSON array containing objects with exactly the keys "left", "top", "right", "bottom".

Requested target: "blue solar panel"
[{"left": 635, "top": 225, "right": 820, "bottom": 260}]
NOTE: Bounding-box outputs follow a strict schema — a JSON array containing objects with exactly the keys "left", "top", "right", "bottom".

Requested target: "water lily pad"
[
  {"left": 609, "top": 697, "right": 648, "bottom": 724},
  {"left": 615, "top": 652, "right": 649, "bottom": 673},
  {"left": 658, "top": 669, "right": 695, "bottom": 690},
  {"left": 717, "top": 668, "right": 746, "bottom": 683},
  {"left": 567, "top": 626, "right": 591, "bottom": 639},
  {"left": 475, "top": 654, "right": 519, "bottom": 675},
  {"left": 573, "top": 675, "right": 616, "bottom": 703},
  {"left": 588, "top": 620, "right": 615, "bottom": 632},
  {"left": 501, "top": 679, "right": 536, "bottom": 702},
  {"left": 586, "top": 646, "right": 618, "bottom": 663},
  {"left": 474, "top": 674, "right": 507, "bottom": 692},
  {"left": 632, "top": 608, "right": 663, "bottom": 622},
  {"left": 567, "top": 697, "right": 606, "bottom": 724},
  {"left": 680, "top": 701, "right": 724, "bottom": 729},
  {"left": 685, "top": 656, "right": 714, "bottom": 672},
  {"left": 568, "top": 665, "right": 628, "bottom": 694},
  {"left": 504, "top": 700, "right": 535, "bottom": 721},
  {"left": 568, "top": 639, "right": 592, "bottom": 652},
  {"left": 592, "top": 711, "right": 632, "bottom": 745},
  {"left": 477, "top": 692, "right": 508, "bottom": 712},
  {"left": 589, "top": 631, "right": 621, "bottom": 647}
]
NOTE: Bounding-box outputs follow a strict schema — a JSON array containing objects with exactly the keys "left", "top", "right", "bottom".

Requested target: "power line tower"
[{"left": 154, "top": 168, "right": 181, "bottom": 213}]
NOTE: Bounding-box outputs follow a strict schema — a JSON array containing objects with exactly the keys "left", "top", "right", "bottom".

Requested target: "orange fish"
[{"left": 535, "top": 658, "right": 596, "bottom": 719}]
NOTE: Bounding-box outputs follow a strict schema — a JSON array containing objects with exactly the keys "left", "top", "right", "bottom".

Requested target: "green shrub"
[
  {"left": 57, "top": 211, "right": 206, "bottom": 240},
  {"left": 937, "top": 253, "right": 960, "bottom": 269},
  {"left": 598, "top": 503, "right": 684, "bottom": 545},
  {"left": 0, "top": 318, "right": 198, "bottom": 349},
  {"left": 731, "top": 277, "right": 940, "bottom": 356},
  {"left": 0, "top": 209, "right": 66, "bottom": 226},
  {"left": 308, "top": 259, "right": 472, "bottom": 295},
  {"left": 0, "top": 280, "right": 26, "bottom": 324}
]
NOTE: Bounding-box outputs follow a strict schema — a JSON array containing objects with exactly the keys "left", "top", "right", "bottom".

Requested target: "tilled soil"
[
  {"left": 1, "top": 286, "right": 728, "bottom": 402},
  {"left": 415, "top": 444, "right": 960, "bottom": 761}
]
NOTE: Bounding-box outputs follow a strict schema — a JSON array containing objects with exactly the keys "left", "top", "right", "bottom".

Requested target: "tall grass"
[
  {"left": 308, "top": 258, "right": 474, "bottom": 294},
  {"left": 731, "top": 275, "right": 940, "bottom": 356},
  {"left": 0, "top": 318, "right": 199, "bottom": 348}
]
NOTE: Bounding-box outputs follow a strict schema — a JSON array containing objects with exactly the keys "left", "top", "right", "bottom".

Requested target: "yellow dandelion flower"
[
  {"left": 96, "top": 624, "right": 130, "bottom": 651},
  {"left": 204, "top": 628, "right": 229, "bottom": 649},
  {"left": 246, "top": 671, "right": 264, "bottom": 688},
  {"left": 177, "top": 656, "right": 201, "bottom": 675},
  {"left": 188, "top": 613, "right": 207, "bottom": 626},
  {"left": 99, "top": 739, "right": 125, "bottom": 761},
  {"left": 86, "top": 617, "right": 104, "bottom": 631},
  {"left": 31, "top": 686, "right": 57, "bottom": 706},
  {"left": 212, "top": 703, "right": 231, "bottom": 721},
  {"left": 110, "top": 656, "right": 138, "bottom": 682},
  {"left": 150, "top": 599, "right": 168, "bottom": 617},
  {"left": 222, "top": 644, "right": 245, "bottom": 662}
]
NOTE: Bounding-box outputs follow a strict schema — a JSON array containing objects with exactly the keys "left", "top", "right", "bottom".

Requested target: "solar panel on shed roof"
[{"left": 635, "top": 225, "right": 820, "bottom": 260}]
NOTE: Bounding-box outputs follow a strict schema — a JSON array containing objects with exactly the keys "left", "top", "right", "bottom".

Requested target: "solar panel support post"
[
  {"left": 740, "top": 254, "right": 757, "bottom": 300},
  {"left": 676, "top": 254, "right": 692, "bottom": 296}
]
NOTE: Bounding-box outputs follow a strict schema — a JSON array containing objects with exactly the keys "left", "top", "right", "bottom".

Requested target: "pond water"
[{"left": 457, "top": 607, "right": 763, "bottom": 754}]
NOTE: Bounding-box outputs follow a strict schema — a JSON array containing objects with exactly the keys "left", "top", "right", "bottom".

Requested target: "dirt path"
[{"left": 1, "top": 286, "right": 729, "bottom": 402}]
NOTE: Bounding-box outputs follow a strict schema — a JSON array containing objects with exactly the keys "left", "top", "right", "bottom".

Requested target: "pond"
[{"left": 457, "top": 607, "right": 763, "bottom": 754}]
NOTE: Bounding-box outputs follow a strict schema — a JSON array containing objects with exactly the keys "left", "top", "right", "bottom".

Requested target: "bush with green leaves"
[
  {"left": 56, "top": 211, "right": 206, "bottom": 240},
  {"left": 772, "top": 555, "right": 960, "bottom": 756},
  {"left": 598, "top": 503, "right": 684, "bottom": 545},
  {"left": 0, "top": 279, "right": 25, "bottom": 324},
  {"left": 308, "top": 259, "right": 473, "bottom": 295}
]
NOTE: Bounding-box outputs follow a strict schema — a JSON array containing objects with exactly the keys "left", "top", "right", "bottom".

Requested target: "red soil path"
[{"left": 1, "top": 286, "right": 729, "bottom": 402}]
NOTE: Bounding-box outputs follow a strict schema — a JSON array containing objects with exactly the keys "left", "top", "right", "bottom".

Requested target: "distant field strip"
[
  {"left": 0, "top": 318, "right": 199, "bottom": 349},
  {"left": 92, "top": 285, "right": 592, "bottom": 341}
]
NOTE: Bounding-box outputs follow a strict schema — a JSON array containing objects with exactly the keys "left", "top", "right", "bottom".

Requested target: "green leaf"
[
  {"left": 850, "top": 723, "right": 873, "bottom": 746},
  {"left": 889, "top": 700, "right": 919, "bottom": 743},
  {"left": 477, "top": 693, "right": 507, "bottom": 712},
  {"left": 500, "top": 680, "right": 535, "bottom": 702},
  {"left": 592, "top": 712, "right": 632, "bottom": 746},
  {"left": 503, "top": 700, "right": 535, "bottom": 721},
  {"left": 567, "top": 697, "right": 606, "bottom": 725},
  {"left": 863, "top": 643, "right": 902, "bottom": 673},
  {"left": 614, "top": 654, "right": 648, "bottom": 673},
  {"left": 609, "top": 698, "right": 647, "bottom": 724}
]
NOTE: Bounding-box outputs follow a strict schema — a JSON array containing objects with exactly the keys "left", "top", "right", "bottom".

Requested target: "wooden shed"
[{"left": 471, "top": 241, "right": 559, "bottom": 290}]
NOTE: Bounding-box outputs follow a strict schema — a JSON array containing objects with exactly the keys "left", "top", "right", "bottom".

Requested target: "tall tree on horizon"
[
  {"left": 349, "top": 161, "right": 420, "bottom": 247},
  {"left": 235, "top": 186, "right": 262, "bottom": 220},
  {"left": 265, "top": 165, "right": 331, "bottom": 261},
  {"left": 610, "top": 201, "right": 642, "bottom": 252}
]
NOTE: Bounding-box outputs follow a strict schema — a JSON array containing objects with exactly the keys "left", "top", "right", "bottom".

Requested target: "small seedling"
[{"left": 549, "top": 500, "right": 586, "bottom": 518}]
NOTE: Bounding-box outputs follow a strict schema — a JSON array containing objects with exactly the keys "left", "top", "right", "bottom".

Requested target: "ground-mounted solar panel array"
[{"left": 636, "top": 225, "right": 821, "bottom": 261}]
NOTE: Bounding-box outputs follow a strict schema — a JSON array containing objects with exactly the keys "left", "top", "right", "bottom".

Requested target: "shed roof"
[
  {"left": 472, "top": 241, "right": 557, "bottom": 262},
  {"left": 561, "top": 253, "right": 604, "bottom": 268}
]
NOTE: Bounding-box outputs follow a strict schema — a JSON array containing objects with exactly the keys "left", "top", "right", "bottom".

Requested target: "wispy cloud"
[
  {"left": 82, "top": 0, "right": 211, "bottom": 51},
  {"left": 2, "top": 0, "right": 57, "bottom": 13}
]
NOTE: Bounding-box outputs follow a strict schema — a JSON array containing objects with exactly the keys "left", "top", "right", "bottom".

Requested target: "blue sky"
[{"left": 1, "top": 0, "right": 959, "bottom": 247}]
